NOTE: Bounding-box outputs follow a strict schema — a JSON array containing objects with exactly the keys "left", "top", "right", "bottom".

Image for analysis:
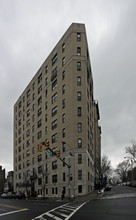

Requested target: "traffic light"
[
  {"left": 46, "top": 141, "right": 49, "bottom": 150},
  {"left": 38, "top": 143, "right": 42, "bottom": 152},
  {"left": 57, "top": 149, "right": 60, "bottom": 157}
]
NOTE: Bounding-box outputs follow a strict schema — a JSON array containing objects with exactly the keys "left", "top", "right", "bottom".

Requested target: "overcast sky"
[{"left": 0, "top": 0, "right": 136, "bottom": 173}]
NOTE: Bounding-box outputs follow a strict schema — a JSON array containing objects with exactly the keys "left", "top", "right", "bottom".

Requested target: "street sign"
[{"left": 45, "top": 150, "right": 52, "bottom": 157}]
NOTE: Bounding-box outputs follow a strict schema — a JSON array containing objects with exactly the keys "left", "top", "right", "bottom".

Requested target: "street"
[{"left": 0, "top": 185, "right": 136, "bottom": 219}]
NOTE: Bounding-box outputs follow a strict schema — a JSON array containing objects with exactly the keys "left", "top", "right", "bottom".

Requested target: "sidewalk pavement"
[{"left": 28, "top": 190, "right": 104, "bottom": 203}]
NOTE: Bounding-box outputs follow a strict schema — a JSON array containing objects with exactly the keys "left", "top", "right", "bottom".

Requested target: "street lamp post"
[{"left": 62, "top": 141, "right": 74, "bottom": 199}]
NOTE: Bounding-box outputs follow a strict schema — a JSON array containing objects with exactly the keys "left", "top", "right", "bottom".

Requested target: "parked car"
[
  {"left": 16, "top": 192, "right": 26, "bottom": 199},
  {"left": 1, "top": 193, "right": 8, "bottom": 198},
  {"left": 104, "top": 183, "right": 112, "bottom": 191},
  {"left": 129, "top": 180, "right": 136, "bottom": 187}
]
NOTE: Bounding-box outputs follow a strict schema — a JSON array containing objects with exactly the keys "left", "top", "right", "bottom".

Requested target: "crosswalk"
[
  {"left": 32, "top": 202, "right": 86, "bottom": 220},
  {"left": 101, "top": 193, "right": 136, "bottom": 200}
]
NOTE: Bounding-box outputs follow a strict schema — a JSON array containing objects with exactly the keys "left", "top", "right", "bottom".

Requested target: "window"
[
  {"left": 45, "top": 114, "right": 48, "bottom": 122},
  {"left": 52, "top": 147, "right": 57, "bottom": 156},
  {"left": 77, "top": 32, "right": 81, "bottom": 41},
  {"left": 52, "top": 80, "right": 57, "bottom": 91},
  {"left": 26, "top": 139, "right": 30, "bottom": 147},
  {"left": 63, "top": 158, "right": 66, "bottom": 166},
  {"left": 52, "top": 106, "right": 57, "bottom": 117},
  {"left": 18, "top": 155, "right": 21, "bottom": 161},
  {"left": 52, "top": 161, "right": 57, "bottom": 170},
  {"left": 62, "top": 99, "right": 65, "bottom": 108},
  {"left": 38, "top": 166, "right": 42, "bottom": 174},
  {"left": 27, "top": 89, "right": 31, "bottom": 98},
  {"left": 77, "top": 47, "right": 81, "bottom": 56},
  {"left": 18, "top": 146, "right": 21, "bottom": 152},
  {"left": 52, "top": 53, "right": 58, "bottom": 66},
  {"left": 38, "top": 85, "right": 42, "bottom": 94},
  {"left": 27, "top": 170, "right": 30, "bottom": 177},
  {"left": 45, "top": 65, "right": 48, "bottom": 73},
  {"left": 38, "top": 96, "right": 42, "bottom": 105},
  {"left": 37, "top": 119, "right": 42, "bottom": 128},
  {"left": 32, "top": 83, "right": 35, "bottom": 90},
  {"left": 18, "top": 101, "right": 22, "bottom": 109},
  {"left": 62, "top": 43, "right": 65, "bottom": 53},
  {"left": 38, "top": 154, "right": 42, "bottom": 162},
  {"left": 52, "top": 93, "right": 57, "bottom": 104},
  {"left": 78, "top": 138, "right": 82, "bottom": 148},
  {"left": 52, "top": 174, "right": 57, "bottom": 183},
  {"left": 78, "top": 123, "right": 82, "bottom": 132},
  {"left": 77, "top": 107, "right": 82, "bottom": 116},
  {"left": 51, "top": 67, "right": 57, "bottom": 81},
  {"left": 62, "top": 113, "right": 65, "bottom": 123},
  {"left": 52, "top": 133, "right": 57, "bottom": 143},
  {"left": 38, "top": 108, "right": 42, "bottom": 117},
  {"left": 27, "top": 109, "right": 30, "bottom": 117},
  {"left": 78, "top": 170, "right": 82, "bottom": 180},
  {"left": 26, "top": 129, "right": 30, "bottom": 137},
  {"left": 62, "top": 143, "right": 66, "bottom": 152},
  {"left": 38, "top": 178, "right": 42, "bottom": 185},
  {"left": 77, "top": 76, "right": 81, "bottom": 86},
  {"left": 38, "top": 73, "right": 42, "bottom": 84},
  {"left": 32, "top": 147, "right": 35, "bottom": 154},
  {"left": 62, "top": 128, "right": 65, "bottom": 138},
  {"left": 26, "top": 160, "right": 30, "bottom": 167},
  {"left": 77, "top": 62, "right": 81, "bottom": 70},
  {"left": 18, "top": 164, "right": 21, "bottom": 170},
  {"left": 45, "top": 89, "right": 48, "bottom": 98},
  {"left": 77, "top": 92, "right": 82, "bottom": 101},
  {"left": 78, "top": 154, "right": 82, "bottom": 164},
  {"left": 62, "top": 71, "right": 65, "bottom": 80},
  {"left": 52, "top": 119, "right": 57, "bottom": 130},
  {"left": 62, "top": 85, "right": 65, "bottom": 94},
  {"left": 78, "top": 185, "right": 82, "bottom": 193},
  {"left": 37, "top": 131, "right": 42, "bottom": 139},
  {"left": 26, "top": 150, "right": 30, "bottom": 157},
  {"left": 27, "top": 100, "right": 30, "bottom": 107},
  {"left": 18, "top": 119, "right": 21, "bottom": 126},
  {"left": 62, "top": 57, "right": 65, "bottom": 66},
  {"left": 63, "top": 173, "right": 66, "bottom": 181},
  {"left": 32, "top": 104, "right": 35, "bottom": 111}
]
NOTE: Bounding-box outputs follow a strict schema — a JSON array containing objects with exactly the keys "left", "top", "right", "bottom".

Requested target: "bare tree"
[
  {"left": 101, "top": 154, "right": 112, "bottom": 178},
  {"left": 126, "top": 140, "right": 136, "bottom": 161},
  {"left": 115, "top": 160, "right": 130, "bottom": 182}
]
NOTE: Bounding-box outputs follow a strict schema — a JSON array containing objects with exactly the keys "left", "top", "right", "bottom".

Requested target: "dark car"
[
  {"left": 16, "top": 192, "right": 26, "bottom": 199},
  {"left": 104, "top": 183, "right": 112, "bottom": 191},
  {"left": 129, "top": 180, "right": 136, "bottom": 187}
]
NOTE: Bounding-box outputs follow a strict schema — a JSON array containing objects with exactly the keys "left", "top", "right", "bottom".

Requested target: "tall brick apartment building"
[{"left": 14, "top": 23, "right": 101, "bottom": 198}]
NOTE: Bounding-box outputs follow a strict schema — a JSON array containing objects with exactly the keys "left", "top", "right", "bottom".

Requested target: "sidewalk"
[
  {"left": 72, "top": 190, "right": 104, "bottom": 202},
  {"left": 28, "top": 190, "right": 104, "bottom": 202}
]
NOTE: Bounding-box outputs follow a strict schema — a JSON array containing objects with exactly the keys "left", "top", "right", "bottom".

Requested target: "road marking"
[
  {"left": 0, "top": 208, "right": 28, "bottom": 217},
  {"left": 0, "top": 204, "right": 25, "bottom": 210},
  {"left": 32, "top": 202, "right": 86, "bottom": 220}
]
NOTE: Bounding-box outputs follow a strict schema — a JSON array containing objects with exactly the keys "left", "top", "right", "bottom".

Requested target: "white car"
[{"left": 1, "top": 193, "right": 8, "bottom": 198}]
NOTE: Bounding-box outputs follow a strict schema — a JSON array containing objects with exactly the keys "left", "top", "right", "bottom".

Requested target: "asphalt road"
[{"left": 0, "top": 185, "right": 136, "bottom": 220}]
